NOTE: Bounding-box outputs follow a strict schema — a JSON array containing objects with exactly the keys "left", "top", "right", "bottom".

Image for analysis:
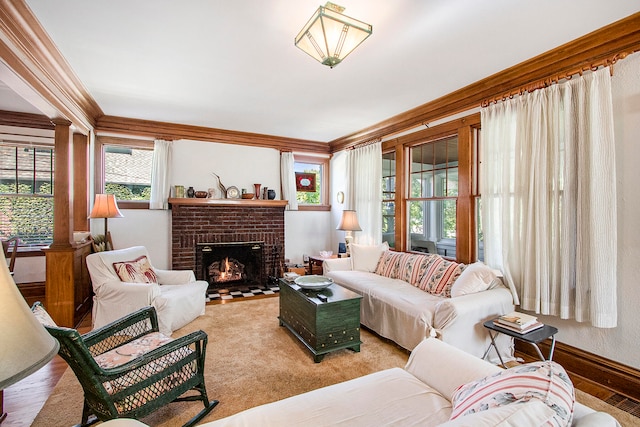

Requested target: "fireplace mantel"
[{"left": 169, "top": 198, "right": 288, "bottom": 207}]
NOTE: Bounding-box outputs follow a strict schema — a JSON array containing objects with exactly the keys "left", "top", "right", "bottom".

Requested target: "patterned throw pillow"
[
  {"left": 396, "top": 253, "right": 440, "bottom": 287},
  {"left": 417, "top": 258, "right": 465, "bottom": 297},
  {"left": 450, "top": 360, "right": 575, "bottom": 426},
  {"left": 374, "top": 250, "right": 406, "bottom": 279},
  {"left": 113, "top": 255, "right": 159, "bottom": 284}
]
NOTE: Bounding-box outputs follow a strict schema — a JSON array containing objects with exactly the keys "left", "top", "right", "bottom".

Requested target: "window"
[
  {"left": 379, "top": 114, "right": 480, "bottom": 262},
  {"left": 408, "top": 136, "right": 458, "bottom": 258},
  {"left": 96, "top": 137, "right": 153, "bottom": 208},
  {"left": 294, "top": 155, "right": 329, "bottom": 210},
  {"left": 0, "top": 143, "right": 54, "bottom": 247},
  {"left": 382, "top": 151, "right": 396, "bottom": 248}
]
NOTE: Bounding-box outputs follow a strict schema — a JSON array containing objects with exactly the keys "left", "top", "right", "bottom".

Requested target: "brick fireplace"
[{"left": 169, "top": 199, "right": 286, "bottom": 287}]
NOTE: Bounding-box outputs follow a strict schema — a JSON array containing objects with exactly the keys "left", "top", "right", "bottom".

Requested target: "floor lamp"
[
  {"left": 337, "top": 210, "right": 362, "bottom": 255},
  {"left": 0, "top": 249, "right": 59, "bottom": 422},
  {"left": 89, "top": 194, "right": 123, "bottom": 250}
]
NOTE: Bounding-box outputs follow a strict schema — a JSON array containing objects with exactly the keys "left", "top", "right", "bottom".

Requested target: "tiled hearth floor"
[{"left": 207, "top": 283, "right": 279, "bottom": 304}]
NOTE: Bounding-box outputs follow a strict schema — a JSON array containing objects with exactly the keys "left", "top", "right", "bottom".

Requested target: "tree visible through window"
[
  {"left": 104, "top": 145, "right": 152, "bottom": 201},
  {"left": 0, "top": 143, "right": 54, "bottom": 247}
]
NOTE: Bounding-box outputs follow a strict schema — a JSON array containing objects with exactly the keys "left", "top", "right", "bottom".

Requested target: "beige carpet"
[
  {"left": 33, "top": 297, "right": 637, "bottom": 426},
  {"left": 33, "top": 297, "right": 409, "bottom": 426}
]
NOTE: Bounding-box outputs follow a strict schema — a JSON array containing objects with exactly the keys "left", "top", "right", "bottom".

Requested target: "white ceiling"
[{"left": 3, "top": 1, "right": 639, "bottom": 142}]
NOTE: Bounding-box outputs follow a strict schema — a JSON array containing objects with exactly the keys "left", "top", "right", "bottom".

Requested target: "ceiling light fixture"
[{"left": 295, "top": 2, "right": 372, "bottom": 68}]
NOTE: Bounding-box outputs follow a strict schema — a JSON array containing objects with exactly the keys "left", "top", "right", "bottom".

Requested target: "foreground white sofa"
[
  {"left": 196, "top": 338, "right": 619, "bottom": 427},
  {"left": 86, "top": 246, "right": 208, "bottom": 335},
  {"left": 323, "top": 244, "right": 515, "bottom": 359}
]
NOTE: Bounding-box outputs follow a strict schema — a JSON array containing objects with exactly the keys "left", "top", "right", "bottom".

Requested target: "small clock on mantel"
[{"left": 226, "top": 186, "right": 240, "bottom": 199}]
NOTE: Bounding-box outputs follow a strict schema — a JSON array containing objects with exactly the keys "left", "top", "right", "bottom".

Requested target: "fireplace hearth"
[{"left": 197, "top": 242, "right": 264, "bottom": 289}]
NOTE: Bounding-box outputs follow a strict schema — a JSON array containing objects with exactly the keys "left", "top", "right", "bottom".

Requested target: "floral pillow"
[
  {"left": 113, "top": 255, "right": 159, "bottom": 284},
  {"left": 450, "top": 360, "right": 575, "bottom": 426},
  {"left": 374, "top": 250, "right": 406, "bottom": 279}
]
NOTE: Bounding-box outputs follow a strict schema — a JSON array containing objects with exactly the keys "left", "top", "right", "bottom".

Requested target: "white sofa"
[
  {"left": 323, "top": 244, "right": 516, "bottom": 359},
  {"left": 86, "top": 246, "right": 208, "bottom": 335},
  {"left": 195, "top": 338, "right": 619, "bottom": 427}
]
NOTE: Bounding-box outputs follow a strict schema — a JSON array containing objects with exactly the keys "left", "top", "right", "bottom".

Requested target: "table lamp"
[
  {"left": 337, "top": 210, "right": 362, "bottom": 255},
  {"left": 0, "top": 248, "right": 59, "bottom": 420},
  {"left": 89, "top": 194, "right": 123, "bottom": 247}
]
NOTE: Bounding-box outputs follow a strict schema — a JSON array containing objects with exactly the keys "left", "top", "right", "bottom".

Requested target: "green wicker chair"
[{"left": 31, "top": 302, "right": 218, "bottom": 427}]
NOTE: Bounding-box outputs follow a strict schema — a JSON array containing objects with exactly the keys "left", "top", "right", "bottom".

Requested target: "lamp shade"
[
  {"left": 89, "top": 194, "right": 124, "bottom": 219},
  {"left": 0, "top": 249, "right": 59, "bottom": 389},
  {"left": 295, "top": 2, "right": 372, "bottom": 68},
  {"left": 337, "top": 210, "right": 362, "bottom": 231}
]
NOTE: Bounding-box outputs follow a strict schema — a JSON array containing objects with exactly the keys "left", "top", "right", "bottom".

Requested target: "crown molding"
[
  {"left": 0, "top": 0, "right": 102, "bottom": 134},
  {"left": 329, "top": 12, "right": 640, "bottom": 152},
  {"left": 96, "top": 115, "right": 330, "bottom": 154}
]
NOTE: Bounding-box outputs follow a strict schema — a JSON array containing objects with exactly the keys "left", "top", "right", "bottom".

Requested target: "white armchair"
[{"left": 86, "top": 246, "right": 208, "bottom": 335}]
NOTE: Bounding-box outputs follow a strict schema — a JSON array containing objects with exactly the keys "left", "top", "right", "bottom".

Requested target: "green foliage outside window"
[
  {"left": 106, "top": 183, "right": 151, "bottom": 201},
  {"left": 0, "top": 183, "right": 54, "bottom": 246}
]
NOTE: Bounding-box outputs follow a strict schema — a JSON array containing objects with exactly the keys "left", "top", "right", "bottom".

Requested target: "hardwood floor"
[{"left": 3, "top": 308, "right": 639, "bottom": 426}]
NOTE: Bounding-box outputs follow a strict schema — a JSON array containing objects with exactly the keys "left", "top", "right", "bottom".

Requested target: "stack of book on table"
[{"left": 494, "top": 311, "right": 544, "bottom": 334}]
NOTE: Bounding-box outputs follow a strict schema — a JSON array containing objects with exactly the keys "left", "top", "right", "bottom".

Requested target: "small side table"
[
  {"left": 307, "top": 255, "right": 338, "bottom": 275},
  {"left": 483, "top": 319, "right": 558, "bottom": 367}
]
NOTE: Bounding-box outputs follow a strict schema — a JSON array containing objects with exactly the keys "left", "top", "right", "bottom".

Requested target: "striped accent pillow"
[
  {"left": 450, "top": 361, "right": 575, "bottom": 426},
  {"left": 374, "top": 250, "right": 405, "bottom": 279},
  {"left": 417, "top": 258, "right": 465, "bottom": 297},
  {"left": 396, "top": 253, "right": 440, "bottom": 287}
]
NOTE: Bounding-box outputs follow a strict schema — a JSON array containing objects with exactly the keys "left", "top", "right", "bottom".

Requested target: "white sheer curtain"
[
  {"left": 149, "top": 139, "right": 171, "bottom": 210},
  {"left": 346, "top": 142, "right": 382, "bottom": 245},
  {"left": 481, "top": 67, "right": 617, "bottom": 327},
  {"left": 280, "top": 152, "right": 298, "bottom": 210}
]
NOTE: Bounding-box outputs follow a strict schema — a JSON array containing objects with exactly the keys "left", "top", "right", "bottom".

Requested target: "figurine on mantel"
[{"left": 211, "top": 172, "right": 227, "bottom": 198}]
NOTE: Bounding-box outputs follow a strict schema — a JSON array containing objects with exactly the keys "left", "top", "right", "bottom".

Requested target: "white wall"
[
  {"left": 95, "top": 139, "right": 332, "bottom": 270},
  {"left": 330, "top": 150, "right": 350, "bottom": 252}
]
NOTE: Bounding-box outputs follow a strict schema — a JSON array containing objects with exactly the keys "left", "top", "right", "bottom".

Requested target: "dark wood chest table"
[{"left": 279, "top": 279, "right": 362, "bottom": 362}]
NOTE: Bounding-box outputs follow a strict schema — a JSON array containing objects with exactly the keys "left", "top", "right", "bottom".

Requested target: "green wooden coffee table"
[{"left": 279, "top": 278, "right": 362, "bottom": 363}]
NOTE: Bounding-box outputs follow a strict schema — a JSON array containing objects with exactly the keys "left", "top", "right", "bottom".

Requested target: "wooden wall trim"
[
  {"left": 330, "top": 12, "right": 640, "bottom": 152},
  {"left": 516, "top": 340, "right": 640, "bottom": 402},
  {"left": 0, "top": 0, "right": 101, "bottom": 133},
  {"left": 0, "top": 110, "right": 53, "bottom": 129},
  {"left": 96, "top": 115, "right": 330, "bottom": 154}
]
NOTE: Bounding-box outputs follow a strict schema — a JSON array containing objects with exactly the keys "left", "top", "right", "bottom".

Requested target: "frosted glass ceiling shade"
[
  {"left": 295, "top": 2, "right": 372, "bottom": 68},
  {"left": 0, "top": 249, "right": 59, "bottom": 389}
]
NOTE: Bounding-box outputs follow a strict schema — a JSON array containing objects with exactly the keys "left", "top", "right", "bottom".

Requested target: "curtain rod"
[
  {"left": 481, "top": 51, "right": 632, "bottom": 107},
  {"left": 349, "top": 138, "right": 382, "bottom": 150}
]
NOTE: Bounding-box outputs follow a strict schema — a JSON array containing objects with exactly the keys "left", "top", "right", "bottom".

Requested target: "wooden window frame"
[
  {"left": 381, "top": 113, "right": 480, "bottom": 263},
  {"left": 94, "top": 136, "right": 154, "bottom": 209},
  {"left": 294, "top": 154, "right": 331, "bottom": 212}
]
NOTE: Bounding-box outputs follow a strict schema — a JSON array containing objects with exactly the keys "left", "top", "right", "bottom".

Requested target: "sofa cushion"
[
  {"left": 350, "top": 242, "right": 389, "bottom": 272},
  {"left": 417, "top": 258, "right": 465, "bottom": 297},
  {"left": 113, "top": 255, "right": 159, "bottom": 284},
  {"left": 450, "top": 360, "right": 575, "bottom": 426},
  {"left": 450, "top": 262, "right": 497, "bottom": 297}
]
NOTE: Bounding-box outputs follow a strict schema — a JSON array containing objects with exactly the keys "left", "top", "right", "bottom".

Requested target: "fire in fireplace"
[{"left": 197, "top": 242, "right": 264, "bottom": 289}]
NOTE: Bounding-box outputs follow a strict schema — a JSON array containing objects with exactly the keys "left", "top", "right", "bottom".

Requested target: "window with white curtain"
[{"left": 481, "top": 66, "right": 617, "bottom": 327}]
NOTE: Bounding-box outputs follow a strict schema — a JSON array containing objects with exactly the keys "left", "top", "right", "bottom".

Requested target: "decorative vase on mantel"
[
  {"left": 253, "top": 183, "right": 261, "bottom": 199},
  {"left": 267, "top": 189, "right": 276, "bottom": 200}
]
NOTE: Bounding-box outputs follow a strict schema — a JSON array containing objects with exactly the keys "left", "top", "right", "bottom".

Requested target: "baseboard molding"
[{"left": 515, "top": 339, "right": 640, "bottom": 401}]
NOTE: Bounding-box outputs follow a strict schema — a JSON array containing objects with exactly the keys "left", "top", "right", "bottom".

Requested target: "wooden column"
[
  {"left": 50, "top": 119, "right": 73, "bottom": 248},
  {"left": 456, "top": 123, "right": 475, "bottom": 264},
  {"left": 73, "top": 132, "right": 89, "bottom": 232},
  {"left": 44, "top": 119, "right": 89, "bottom": 327}
]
